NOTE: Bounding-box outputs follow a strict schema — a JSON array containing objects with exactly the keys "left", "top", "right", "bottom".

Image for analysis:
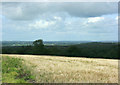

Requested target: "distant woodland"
[{"left": 2, "top": 39, "right": 119, "bottom": 59}]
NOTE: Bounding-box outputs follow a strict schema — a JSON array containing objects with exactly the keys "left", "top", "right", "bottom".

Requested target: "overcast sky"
[{"left": 1, "top": 2, "right": 118, "bottom": 41}]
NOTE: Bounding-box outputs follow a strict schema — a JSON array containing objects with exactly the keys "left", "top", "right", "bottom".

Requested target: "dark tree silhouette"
[
  {"left": 33, "top": 39, "right": 44, "bottom": 48},
  {"left": 33, "top": 39, "right": 45, "bottom": 54}
]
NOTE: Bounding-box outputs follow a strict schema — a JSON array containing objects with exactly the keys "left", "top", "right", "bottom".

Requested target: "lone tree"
[
  {"left": 33, "top": 39, "right": 44, "bottom": 48},
  {"left": 33, "top": 39, "right": 44, "bottom": 54}
]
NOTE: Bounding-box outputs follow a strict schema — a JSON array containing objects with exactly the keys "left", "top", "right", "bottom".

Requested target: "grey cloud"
[
  {"left": 2, "top": 2, "right": 118, "bottom": 20},
  {"left": 63, "top": 2, "right": 117, "bottom": 17}
]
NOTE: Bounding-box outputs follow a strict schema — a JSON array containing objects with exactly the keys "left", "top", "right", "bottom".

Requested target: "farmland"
[{"left": 2, "top": 54, "right": 118, "bottom": 83}]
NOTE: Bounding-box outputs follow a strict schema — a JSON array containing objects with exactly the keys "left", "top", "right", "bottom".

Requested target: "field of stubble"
[{"left": 2, "top": 54, "right": 118, "bottom": 83}]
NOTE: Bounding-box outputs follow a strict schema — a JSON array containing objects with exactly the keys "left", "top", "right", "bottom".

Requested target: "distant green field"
[{"left": 2, "top": 54, "right": 118, "bottom": 83}]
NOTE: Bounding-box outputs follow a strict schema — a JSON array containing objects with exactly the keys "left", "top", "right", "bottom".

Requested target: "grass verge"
[{"left": 2, "top": 56, "right": 35, "bottom": 83}]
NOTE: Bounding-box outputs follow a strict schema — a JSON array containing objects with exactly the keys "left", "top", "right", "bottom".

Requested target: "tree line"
[{"left": 2, "top": 39, "right": 119, "bottom": 59}]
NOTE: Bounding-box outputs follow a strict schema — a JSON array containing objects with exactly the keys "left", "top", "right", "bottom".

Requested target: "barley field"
[{"left": 2, "top": 54, "right": 118, "bottom": 83}]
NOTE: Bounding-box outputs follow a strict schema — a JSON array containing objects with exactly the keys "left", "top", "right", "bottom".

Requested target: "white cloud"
[
  {"left": 88, "top": 17, "right": 104, "bottom": 23},
  {"left": 29, "top": 20, "right": 56, "bottom": 29},
  {"left": 115, "top": 16, "right": 118, "bottom": 20},
  {"left": 115, "top": 16, "right": 119, "bottom": 24},
  {"left": 54, "top": 16, "right": 61, "bottom": 21},
  {"left": 2, "top": 14, "right": 118, "bottom": 41}
]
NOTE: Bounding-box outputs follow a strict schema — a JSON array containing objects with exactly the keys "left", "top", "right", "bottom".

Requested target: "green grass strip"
[{"left": 2, "top": 56, "right": 35, "bottom": 83}]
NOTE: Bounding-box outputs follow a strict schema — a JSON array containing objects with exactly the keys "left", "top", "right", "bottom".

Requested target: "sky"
[{"left": 0, "top": 2, "right": 118, "bottom": 41}]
